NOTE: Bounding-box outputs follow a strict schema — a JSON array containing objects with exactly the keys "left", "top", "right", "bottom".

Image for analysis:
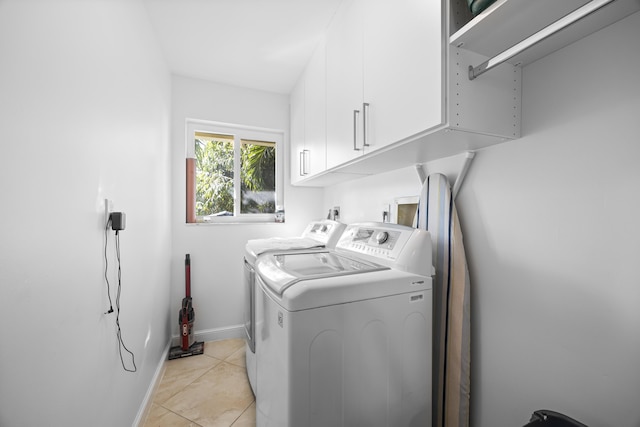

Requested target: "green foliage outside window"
[
  {"left": 195, "top": 137, "right": 234, "bottom": 216},
  {"left": 241, "top": 141, "right": 276, "bottom": 214},
  {"left": 195, "top": 135, "right": 276, "bottom": 217}
]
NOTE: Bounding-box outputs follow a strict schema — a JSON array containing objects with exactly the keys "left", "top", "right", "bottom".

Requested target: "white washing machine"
[
  {"left": 255, "top": 222, "right": 433, "bottom": 427},
  {"left": 243, "top": 219, "right": 345, "bottom": 394}
]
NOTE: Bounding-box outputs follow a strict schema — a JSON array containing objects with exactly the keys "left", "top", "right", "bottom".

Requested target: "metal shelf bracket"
[
  {"left": 415, "top": 151, "right": 476, "bottom": 200},
  {"left": 452, "top": 151, "right": 476, "bottom": 199}
]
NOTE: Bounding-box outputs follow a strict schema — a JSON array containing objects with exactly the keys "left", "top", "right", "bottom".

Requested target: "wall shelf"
[{"left": 450, "top": 0, "right": 640, "bottom": 68}]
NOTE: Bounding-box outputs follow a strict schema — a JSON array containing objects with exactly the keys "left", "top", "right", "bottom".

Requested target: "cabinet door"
[
  {"left": 325, "top": 0, "right": 364, "bottom": 170},
  {"left": 304, "top": 39, "right": 327, "bottom": 177},
  {"left": 363, "top": 0, "right": 444, "bottom": 151},
  {"left": 290, "top": 76, "right": 306, "bottom": 184}
]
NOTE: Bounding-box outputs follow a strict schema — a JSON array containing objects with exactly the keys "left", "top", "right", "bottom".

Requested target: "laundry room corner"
[{"left": 169, "top": 75, "right": 325, "bottom": 345}]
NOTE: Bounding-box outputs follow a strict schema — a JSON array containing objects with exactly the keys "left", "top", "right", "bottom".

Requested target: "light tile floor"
[{"left": 142, "top": 338, "right": 256, "bottom": 427}]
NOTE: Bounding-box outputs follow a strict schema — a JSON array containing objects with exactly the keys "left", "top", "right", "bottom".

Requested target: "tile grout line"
[
  {"left": 159, "top": 361, "right": 253, "bottom": 427},
  {"left": 222, "top": 342, "right": 255, "bottom": 426},
  {"left": 157, "top": 354, "right": 226, "bottom": 407},
  {"left": 229, "top": 398, "right": 256, "bottom": 427},
  {"left": 145, "top": 339, "right": 253, "bottom": 427}
]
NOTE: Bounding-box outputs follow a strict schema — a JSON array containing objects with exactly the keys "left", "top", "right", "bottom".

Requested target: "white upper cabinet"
[
  {"left": 325, "top": 0, "right": 365, "bottom": 169},
  {"left": 291, "top": 0, "right": 638, "bottom": 186},
  {"left": 289, "top": 74, "right": 306, "bottom": 185},
  {"left": 295, "top": 0, "right": 520, "bottom": 186},
  {"left": 290, "top": 40, "right": 328, "bottom": 184},
  {"left": 304, "top": 40, "right": 328, "bottom": 179},
  {"left": 361, "top": 0, "right": 443, "bottom": 154},
  {"left": 325, "top": 0, "right": 445, "bottom": 171}
]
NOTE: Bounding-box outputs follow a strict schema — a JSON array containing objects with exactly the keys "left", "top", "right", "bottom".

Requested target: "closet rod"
[{"left": 468, "top": 0, "right": 615, "bottom": 80}]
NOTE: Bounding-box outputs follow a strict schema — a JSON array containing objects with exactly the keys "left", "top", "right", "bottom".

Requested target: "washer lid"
[
  {"left": 256, "top": 251, "right": 388, "bottom": 296},
  {"left": 245, "top": 236, "right": 325, "bottom": 264}
]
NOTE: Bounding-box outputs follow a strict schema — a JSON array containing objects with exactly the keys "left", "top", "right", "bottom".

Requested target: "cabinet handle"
[
  {"left": 353, "top": 109, "right": 361, "bottom": 151},
  {"left": 363, "top": 102, "right": 370, "bottom": 147},
  {"left": 303, "top": 149, "right": 309, "bottom": 175},
  {"left": 299, "top": 151, "right": 307, "bottom": 176},
  {"left": 299, "top": 151, "right": 303, "bottom": 176}
]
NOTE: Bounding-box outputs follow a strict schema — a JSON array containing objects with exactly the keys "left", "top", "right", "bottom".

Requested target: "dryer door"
[{"left": 243, "top": 258, "right": 256, "bottom": 353}]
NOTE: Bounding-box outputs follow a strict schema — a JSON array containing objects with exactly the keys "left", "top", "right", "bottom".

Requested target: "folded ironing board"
[{"left": 418, "top": 173, "right": 471, "bottom": 427}]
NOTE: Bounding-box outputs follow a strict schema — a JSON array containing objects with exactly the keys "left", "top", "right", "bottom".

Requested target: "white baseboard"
[
  {"left": 133, "top": 341, "right": 170, "bottom": 427},
  {"left": 170, "top": 324, "right": 245, "bottom": 347}
]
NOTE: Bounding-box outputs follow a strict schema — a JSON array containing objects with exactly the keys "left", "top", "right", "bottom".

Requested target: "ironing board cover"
[{"left": 417, "top": 173, "right": 471, "bottom": 427}]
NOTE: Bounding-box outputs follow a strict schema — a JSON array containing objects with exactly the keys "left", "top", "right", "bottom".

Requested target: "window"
[{"left": 186, "top": 119, "right": 284, "bottom": 223}]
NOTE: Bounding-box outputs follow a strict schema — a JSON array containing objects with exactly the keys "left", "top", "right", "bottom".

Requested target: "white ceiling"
[{"left": 143, "top": 0, "right": 344, "bottom": 95}]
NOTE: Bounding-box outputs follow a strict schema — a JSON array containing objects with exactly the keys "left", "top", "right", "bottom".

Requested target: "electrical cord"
[
  {"left": 104, "top": 218, "right": 114, "bottom": 314},
  {"left": 103, "top": 217, "right": 136, "bottom": 372},
  {"left": 115, "top": 230, "right": 137, "bottom": 373}
]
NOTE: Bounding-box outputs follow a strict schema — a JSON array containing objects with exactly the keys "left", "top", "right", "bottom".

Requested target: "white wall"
[
  {"left": 325, "top": 11, "right": 640, "bottom": 427},
  {"left": 0, "top": 1, "right": 172, "bottom": 426},
  {"left": 463, "top": 12, "right": 640, "bottom": 427},
  {"left": 170, "top": 76, "right": 323, "bottom": 342},
  {"left": 323, "top": 154, "right": 470, "bottom": 225}
]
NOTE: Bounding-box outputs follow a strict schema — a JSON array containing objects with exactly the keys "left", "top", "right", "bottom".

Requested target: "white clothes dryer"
[
  {"left": 243, "top": 219, "right": 345, "bottom": 394},
  {"left": 255, "top": 222, "right": 434, "bottom": 427}
]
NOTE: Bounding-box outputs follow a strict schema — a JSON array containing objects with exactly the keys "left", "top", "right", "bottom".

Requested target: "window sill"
[{"left": 185, "top": 218, "right": 286, "bottom": 226}]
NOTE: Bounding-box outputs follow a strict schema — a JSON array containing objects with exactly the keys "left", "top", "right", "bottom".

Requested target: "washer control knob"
[{"left": 375, "top": 231, "right": 389, "bottom": 244}]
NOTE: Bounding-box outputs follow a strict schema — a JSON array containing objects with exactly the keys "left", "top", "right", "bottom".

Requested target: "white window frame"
[{"left": 185, "top": 118, "right": 285, "bottom": 224}]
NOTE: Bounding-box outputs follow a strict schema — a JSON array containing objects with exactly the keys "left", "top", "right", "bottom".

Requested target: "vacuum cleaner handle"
[{"left": 185, "top": 254, "right": 191, "bottom": 298}]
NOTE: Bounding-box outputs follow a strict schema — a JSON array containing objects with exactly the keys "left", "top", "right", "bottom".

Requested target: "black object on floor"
[
  {"left": 524, "top": 410, "right": 588, "bottom": 427},
  {"left": 168, "top": 341, "right": 204, "bottom": 360}
]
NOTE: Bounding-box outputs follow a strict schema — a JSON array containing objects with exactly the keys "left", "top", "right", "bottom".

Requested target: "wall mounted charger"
[{"left": 110, "top": 212, "right": 126, "bottom": 231}]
